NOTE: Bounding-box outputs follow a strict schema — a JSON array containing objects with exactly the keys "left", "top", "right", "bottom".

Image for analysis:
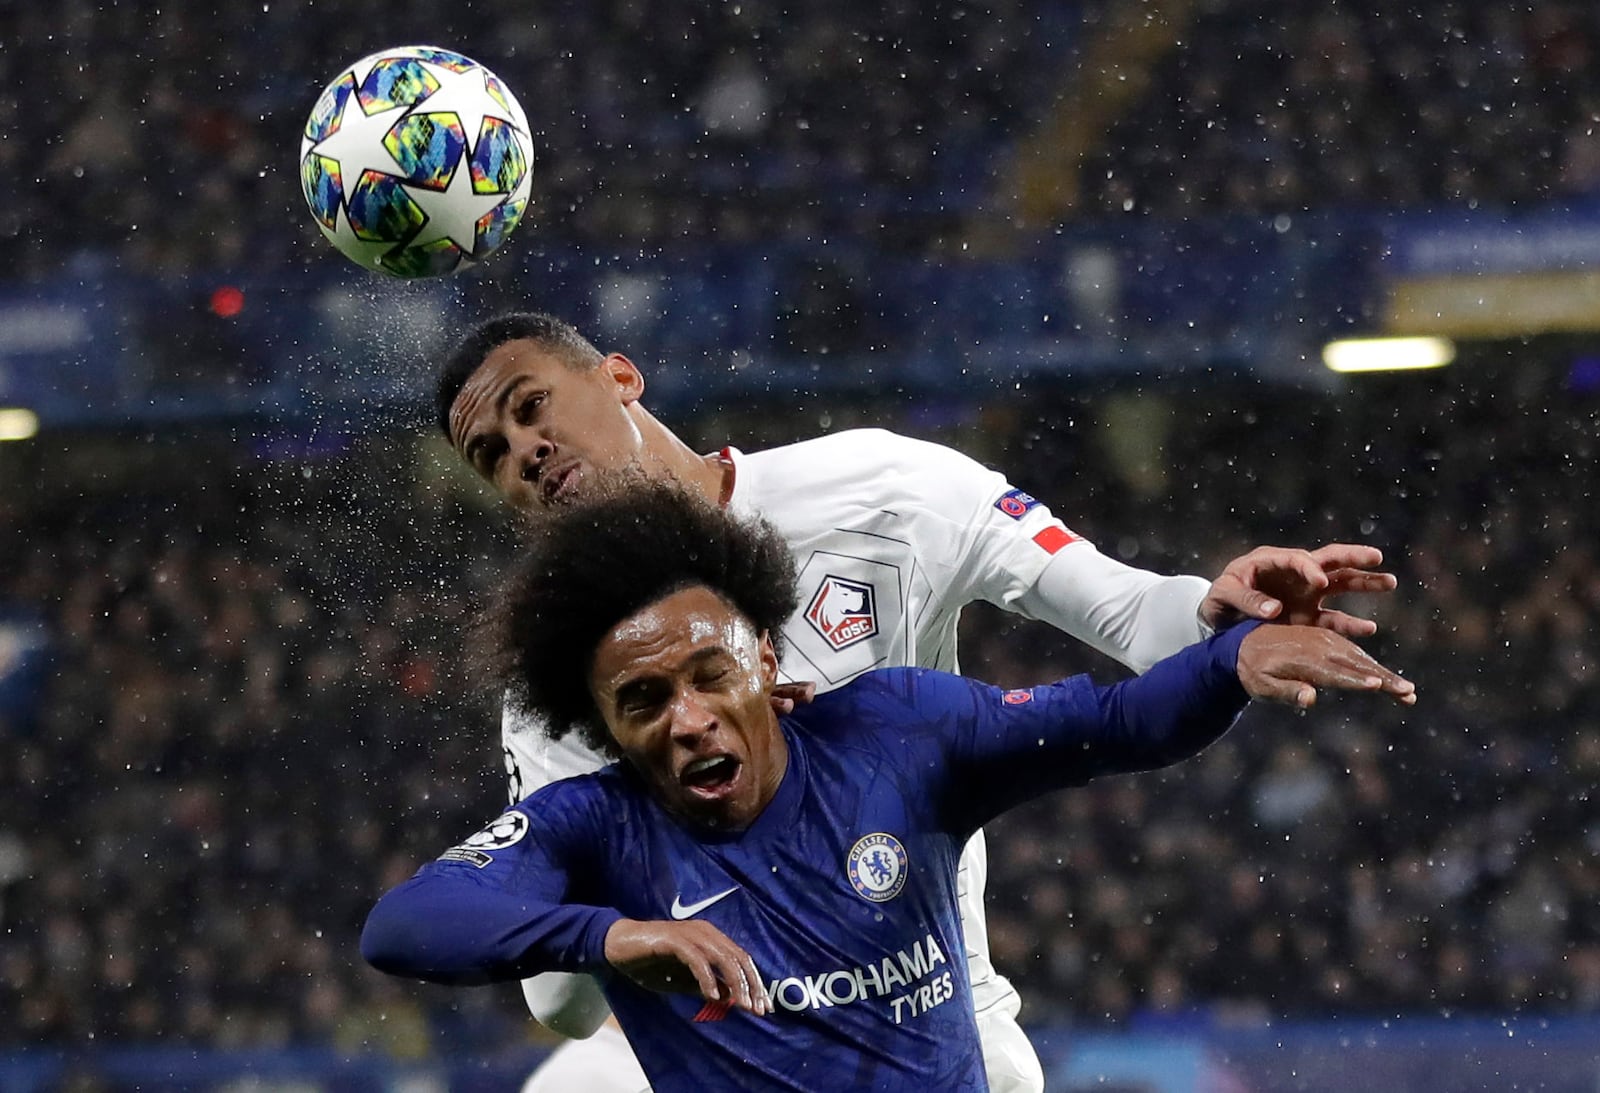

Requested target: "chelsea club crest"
[{"left": 847, "top": 832, "right": 908, "bottom": 902}]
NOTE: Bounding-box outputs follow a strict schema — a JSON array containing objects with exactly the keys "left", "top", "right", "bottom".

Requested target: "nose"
[
  {"left": 667, "top": 689, "right": 717, "bottom": 746},
  {"left": 513, "top": 433, "right": 555, "bottom": 483}
]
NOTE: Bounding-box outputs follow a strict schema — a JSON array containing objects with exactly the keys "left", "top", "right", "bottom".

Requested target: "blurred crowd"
[
  {"left": 1, "top": 352, "right": 1597, "bottom": 1055},
  {"left": 14, "top": 0, "right": 1600, "bottom": 287},
  {"left": 1, "top": 0, "right": 1061, "bottom": 283},
  {"left": 968, "top": 358, "right": 1600, "bottom": 1025},
  {"left": 0, "top": 443, "right": 519, "bottom": 1051},
  {"left": 1089, "top": 0, "right": 1600, "bottom": 216}
]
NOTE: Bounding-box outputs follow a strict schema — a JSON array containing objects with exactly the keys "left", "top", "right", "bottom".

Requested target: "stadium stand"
[
  {"left": 2, "top": 0, "right": 1599, "bottom": 1086},
  {"left": 0, "top": 0, "right": 1080, "bottom": 284},
  {"left": 1081, "top": 0, "right": 1600, "bottom": 218}
]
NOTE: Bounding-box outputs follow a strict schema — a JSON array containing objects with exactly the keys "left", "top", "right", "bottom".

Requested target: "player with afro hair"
[{"left": 486, "top": 480, "right": 799, "bottom": 758}]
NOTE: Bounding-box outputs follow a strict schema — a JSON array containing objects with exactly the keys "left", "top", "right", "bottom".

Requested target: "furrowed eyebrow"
[
  {"left": 613, "top": 647, "right": 733, "bottom": 702},
  {"left": 455, "top": 375, "right": 534, "bottom": 465},
  {"left": 495, "top": 375, "right": 533, "bottom": 414}
]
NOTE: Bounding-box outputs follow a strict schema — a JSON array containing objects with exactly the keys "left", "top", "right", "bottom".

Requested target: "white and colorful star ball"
[{"left": 299, "top": 46, "right": 534, "bottom": 278}]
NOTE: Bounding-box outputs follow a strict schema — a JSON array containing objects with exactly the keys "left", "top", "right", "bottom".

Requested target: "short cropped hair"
[
  {"left": 488, "top": 481, "right": 799, "bottom": 756},
  {"left": 435, "top": 312, "right": 604, "bottom": 436}
]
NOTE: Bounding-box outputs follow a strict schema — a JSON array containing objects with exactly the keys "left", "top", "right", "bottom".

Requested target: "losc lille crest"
[{"left": 804, "top": 575, "right": 879, "bottom": 651}]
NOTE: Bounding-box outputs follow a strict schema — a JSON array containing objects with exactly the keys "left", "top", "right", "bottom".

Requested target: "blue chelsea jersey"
[{"left": 363, "top": 626, "right": 1254, "bottom": 1092}]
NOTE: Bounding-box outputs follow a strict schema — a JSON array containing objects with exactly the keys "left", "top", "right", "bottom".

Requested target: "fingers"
[
  {"left": 1301, "top": 641, "right": 1417, "bottom": 707},
  {"left": 1202, "top": 574, "right": 1283, "bottom": 627},
  {"left": 704, "top": 937, "right": 768, "bottom": 1016},
  {"left": 672, "top": 924, "right": 769, "bottom": 1016},
  {"left": 1239, "top": 547, "right": 1330, "bottom": 593},
  {"left": 1311, "top": 609, "right": 1380, "bottom": 638},
  {"left": 1208, "top": 546, "right": 1339, "bottom": 627},
  {"left": 684, "top": 948, "right": 723, "bottom": 1003},
  {"left": 1238, "top": 626, "right": 1416, "bottom": 708},
  {"left": 768, "top": 681, "right": 818, "bottom": 716},
  {"left": 1281, "top": 550, "right": 1332, "bottom": 592},
  {"left": 1246, "top": 671, "right": 1319, "bottom": 707},
  {"left": 1322, "top": 568, "right": 1399, "bottom": 594},
  {"left": 1226, "top": 578, "right": 1286, "bottom": 621},
  {"left": 1308, "top": 543, "right": 1384, "bottom": 571},
  {"left": 731, "top": 946, "right": 768, "bottom": 1016}
]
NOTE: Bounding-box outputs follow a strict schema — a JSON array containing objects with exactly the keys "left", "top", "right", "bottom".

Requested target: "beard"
[{"left": 510, "top": 459, "right": 653, "bottom": 529}]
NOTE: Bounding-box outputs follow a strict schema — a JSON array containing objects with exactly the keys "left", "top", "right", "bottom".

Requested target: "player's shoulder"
[
  {"left": 791, "top": 666, "right": 963, "bottom": 735},
  {"left": 738, "top": 429, "right": 996, "bottom": 507},
  {"left": 517, "top": 762, "right": 637, "bottom": 822},
  {"left": 744, "top": 428, "right": 980, "bottom": 478}
]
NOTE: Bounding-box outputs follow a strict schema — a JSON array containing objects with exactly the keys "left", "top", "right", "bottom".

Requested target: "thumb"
[{"left": 1224, "top": 585, "right": 1282, "bottom": 620}]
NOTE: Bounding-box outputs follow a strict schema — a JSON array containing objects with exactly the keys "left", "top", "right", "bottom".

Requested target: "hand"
[
  {"left": 1237, "top": 624, "right": 1416, "bottom": 709},
  {"left": 1202, "top": 544, "right": 1398, "bottom": 637},
  {"left": 603, "top": 919, "right": 769, "bottom": 1016},
  {"left": 769, "top": 681, "right": 817, "bottom": 716}
]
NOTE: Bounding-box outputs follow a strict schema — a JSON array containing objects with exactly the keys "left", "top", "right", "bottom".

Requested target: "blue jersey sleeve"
[
  {"left": 882, "top": 623, "right": 1258, "bottom": 834},
  {"left": 361, "top": 780, "right": 625, "bottom": 985}
]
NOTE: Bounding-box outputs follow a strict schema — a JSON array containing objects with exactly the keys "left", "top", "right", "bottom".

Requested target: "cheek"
[{"left": 614, "top": 720, "right": 668, "bottom": 762}]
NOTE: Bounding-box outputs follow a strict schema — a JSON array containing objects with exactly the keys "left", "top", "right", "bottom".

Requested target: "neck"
[{"left": 633, "top": 406, "right": 729, "bottom": 505}]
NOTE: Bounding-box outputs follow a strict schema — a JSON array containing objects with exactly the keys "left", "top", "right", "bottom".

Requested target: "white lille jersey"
[{"left": 502, "top": 427, "right": 1210, "bottom": 1023}]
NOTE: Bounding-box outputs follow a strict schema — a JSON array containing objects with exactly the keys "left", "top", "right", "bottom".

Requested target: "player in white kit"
[{"left": 438, "top": 313, "right": 1399, "bottom": 1093}]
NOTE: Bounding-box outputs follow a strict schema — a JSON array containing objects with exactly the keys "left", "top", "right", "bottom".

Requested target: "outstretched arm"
[
  {"left": 1013, "top": 540, "right": 1400, "bottom": 675},
  {"left": 918, "top": 622, "right": 1413, "bottom": 832}
]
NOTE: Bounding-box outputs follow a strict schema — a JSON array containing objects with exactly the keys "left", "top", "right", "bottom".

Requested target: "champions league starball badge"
[
  {"left": 847, "top": 832, "right": 908, "bottom": 902},
  {"left": 438, "top": 810, "right": 530, "bottom": 867}
]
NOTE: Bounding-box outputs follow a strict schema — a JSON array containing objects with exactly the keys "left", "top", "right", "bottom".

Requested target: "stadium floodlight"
[
  {"left": 0, "top": 408, "right": 39, "bottom": 441},
  {"left": 1322, "top": 336, "right": 1456, "bottom": 373}
]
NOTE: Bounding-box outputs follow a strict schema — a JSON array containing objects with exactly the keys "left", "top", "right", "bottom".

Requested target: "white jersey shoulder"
[{"left": 726, "top": 428, "right": 1083, "bottom": 692}]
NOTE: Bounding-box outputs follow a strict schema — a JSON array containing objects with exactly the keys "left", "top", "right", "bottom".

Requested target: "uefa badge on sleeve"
[
  {"left": 993, "top": 488, "right": 1041, "bottom": 519},
  {"left": 847, "top": 832, "right": 908, "bottom": 902},
  {"left": 438, "top": 811, "right": 529, "bottom": 867}
]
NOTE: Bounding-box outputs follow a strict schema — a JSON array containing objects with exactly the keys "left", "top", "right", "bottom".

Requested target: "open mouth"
[
  {"left": 541, "top": 462, "right": 580, "bottom": 503},
  {"left": 680, "top": 755, "right": 741, "bottom": 799}
]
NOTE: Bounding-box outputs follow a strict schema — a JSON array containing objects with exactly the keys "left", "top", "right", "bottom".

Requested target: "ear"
[
  {"left": 603, "top": 353, "right": 646, "bottom": 405},
  {"left": 757, "top": 631, "right": 779, "bottom": 689}
]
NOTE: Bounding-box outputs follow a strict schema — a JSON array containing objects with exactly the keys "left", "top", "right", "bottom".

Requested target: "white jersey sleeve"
[
  {"left": 1012, "top": 544, "right": 1211, "bottom": 673},
  {"left": 502, "top": 702, "right": 609, "bottom": 804},
  {"left": 896, "top": 436, "right": 1213, "bottom": 670},
  {"left": 502, "top": 704, "right": 614, "bottom": 1038},
  {"left": 733, "top": 430, "right": 1208, "bottom": 675}
]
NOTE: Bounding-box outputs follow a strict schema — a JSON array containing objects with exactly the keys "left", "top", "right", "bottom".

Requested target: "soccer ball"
[{"left": 299, "top": 46, "right": 534, "bottom": 278}]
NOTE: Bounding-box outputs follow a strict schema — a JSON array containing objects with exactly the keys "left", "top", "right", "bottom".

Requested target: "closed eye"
[
  {"left": 514, "top": 393, "right": 545, "bottom": 425},
  {"left": 468, "top": 435, "right": 508, "bottom": 478},
  {"left": 617, "top": 679, "right": 670, "bottom": 717},
  {"left": 696, "top": 664, "right": 731, "bottom": 688}
]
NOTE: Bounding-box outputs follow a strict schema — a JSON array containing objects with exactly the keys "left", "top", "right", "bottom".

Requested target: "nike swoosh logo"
[{"left": 670, "top": 886, "right": 739, "bottom": 920}]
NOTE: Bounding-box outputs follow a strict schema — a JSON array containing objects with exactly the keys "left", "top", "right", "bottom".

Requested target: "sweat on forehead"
[{"left": 599, "top": 586, "right": 760, "bottom": 671}]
